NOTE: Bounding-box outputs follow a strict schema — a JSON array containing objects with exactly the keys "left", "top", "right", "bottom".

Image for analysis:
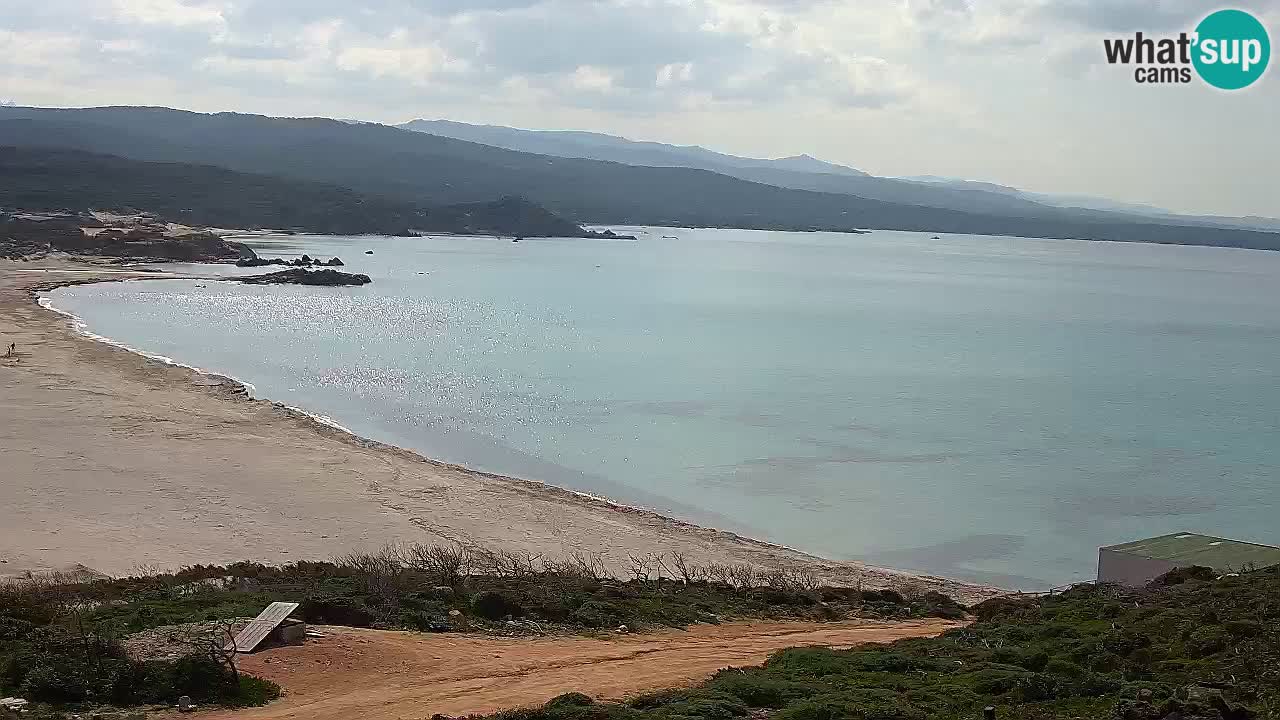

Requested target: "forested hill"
[
  {"left": 3, "top": 106, "right": 1279, "bottom": 250},
  {"left": 0, "top": 146, "right": 586, "bottom": 237}
]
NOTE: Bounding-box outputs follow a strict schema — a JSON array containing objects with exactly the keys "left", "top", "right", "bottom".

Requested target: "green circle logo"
[{"left": 1192, "top": 9, "right": 1271, "bottom": 89}]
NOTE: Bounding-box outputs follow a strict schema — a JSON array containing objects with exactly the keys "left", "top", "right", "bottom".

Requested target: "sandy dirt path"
[
  {"left": 200, "top": 619, "right": 959, "bottom": 720},
  {"left": 0, "top": 259, "right": 997, "bottom": 603}
]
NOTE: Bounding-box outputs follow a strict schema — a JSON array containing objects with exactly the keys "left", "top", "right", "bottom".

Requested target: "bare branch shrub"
[
  {"left": 400, "top": 542, "right": 470, "bottom": 588},
  {"left": 668, "top": 551, "right": 707, "bottom": 584},
  {"left": 726, "top": 563, "right": 758, "bottom": 588},
  {"left": 540, "top": 551, "right": 607, "bottom": 580},
  {"left": 627, "top": 553, "right": 656, "bottom": 582},
  {"left": 333, "top": 545, "right": 404, "bottom": 601},
  {"left": 470, "top": 547, "right": 541, "bottom": 579}
]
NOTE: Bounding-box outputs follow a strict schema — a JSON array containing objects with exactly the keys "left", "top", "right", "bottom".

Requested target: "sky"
[{"left": 2, "top": 0, "right": 1278, "bottom": 217}]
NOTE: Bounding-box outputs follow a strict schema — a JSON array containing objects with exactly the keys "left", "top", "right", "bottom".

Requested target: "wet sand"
[{"left": 0, "top": 258, "right": 999, "bottom": 603}]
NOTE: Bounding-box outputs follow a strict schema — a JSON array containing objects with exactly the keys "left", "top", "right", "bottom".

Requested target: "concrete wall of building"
[{"left": 1097, "top": 549, "right": 1179, "bottom": 587}]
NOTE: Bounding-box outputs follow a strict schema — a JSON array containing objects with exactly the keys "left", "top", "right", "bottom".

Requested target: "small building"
[{"left": 1098, "top": 532, "right": 1280, "bottom": 587}]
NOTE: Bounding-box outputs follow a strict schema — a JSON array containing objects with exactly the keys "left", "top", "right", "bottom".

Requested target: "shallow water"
[{"left": 46, "top": 228, "right": 1280, "bottom": 589}]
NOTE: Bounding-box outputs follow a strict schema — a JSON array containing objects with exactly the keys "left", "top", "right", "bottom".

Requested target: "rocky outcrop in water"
[
  {"left": 236, "top": 254, "right": 344, "bottom": 268},
  {"left": 234, "top": 268, "right": 371, "bottom": 286}
]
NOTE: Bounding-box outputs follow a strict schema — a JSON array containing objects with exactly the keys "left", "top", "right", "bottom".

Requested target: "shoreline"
[{"left": 0, "top": 258, "right": 1003, "bottom": 603}]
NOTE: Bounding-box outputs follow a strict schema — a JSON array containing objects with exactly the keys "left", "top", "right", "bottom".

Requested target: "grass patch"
[{"left": 465, "top": 566, "right": 1280, "bottom": 720}]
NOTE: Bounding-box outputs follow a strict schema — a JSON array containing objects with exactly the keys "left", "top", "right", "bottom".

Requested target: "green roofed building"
[{"left": 1098, "top": 533, "right": 1280, "bottom": 587}]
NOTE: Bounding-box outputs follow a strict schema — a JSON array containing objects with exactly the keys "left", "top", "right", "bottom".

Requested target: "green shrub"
[
  {"left": 302, "top": 595, "right": 376, "bottom": 627},
  {"left": 224, "top": 675, "right": 281, "bottom": 708},
  {"left": 993, "top": 648, "right": 1048, "bottom": 671},
  {"left": 472, "top": 590, "right": 524, "bottom": 620},
  {"left": 1187, "top": 626, "right": 1230, "bottom": 656},
  {"left": 969, "top": 668, "right": 1029, "bottom": 695},
  {"left": 859, "top": 590, "right": 905, "bottom": 605},
  {"left": 1224, "top": 619, "right": 1261, "bottom": 637},
  {"left": 633, "top": 691, "right": 746, "bottom": 720},
  {"left": 571, "top": 600, "right": 624, "bottom": 628},
  {"left": 1149, "top": 566, "right": 1215, "bottom": 586},
  {"left": 708, "top": 671, "right": 816, "bottom": 708},
  {"left": 400, "top": 611, "right": 450, "bottom": 632},
  {"left": 546, "top": 692, "right": 595, "bottom": 709},
  {"left": 1043, "top": 657, "right": 1084, "bottom": 678},
  {"left": 774, "top": 694, "right": 926, "bottom": 720},
  {"left": 1014, "top": 673, "right": 1062, "bottom": 701}
]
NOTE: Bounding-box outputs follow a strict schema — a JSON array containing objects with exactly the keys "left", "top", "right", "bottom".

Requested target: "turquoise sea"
[{"left": 44, "top": 228, "right": 1280, "bottom": 589}]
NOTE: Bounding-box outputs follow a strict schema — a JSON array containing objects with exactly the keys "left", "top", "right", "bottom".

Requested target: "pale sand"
[{"left": 0, "top": 259, "right": 1000, "bottom": 603}]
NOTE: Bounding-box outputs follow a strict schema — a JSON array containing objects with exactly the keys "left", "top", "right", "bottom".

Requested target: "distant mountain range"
[
  {"left": 399, "top": 119, "right": 870, "bottom": 178},
  {"left": 898, "top": 176, "right": 1280, "bottom": 232},
  {"left": 1, "top": 105, "right": 1278, "bottom": 250},
  {"left": 400, "top": 118, "right": 1280, "bottom": 233}
]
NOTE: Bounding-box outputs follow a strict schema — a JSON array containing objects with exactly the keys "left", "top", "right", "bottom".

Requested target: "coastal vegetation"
[
  {"left": 0, "top": 544, "right": 958, "bottom": 715},
  {"left": 5, "top": 552, "right": 1277, "bottom": 718},
  {"left": 479, "top": 565, "right": 1279, "bottom": 720}
]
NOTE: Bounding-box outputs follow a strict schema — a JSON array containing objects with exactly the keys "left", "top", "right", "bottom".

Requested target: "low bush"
[
  {"left": 472, "top": 590, "right": 524, "bottom": 620},
  {"left": 468, "top": 566, "right": 1280, "bottom": 720}
]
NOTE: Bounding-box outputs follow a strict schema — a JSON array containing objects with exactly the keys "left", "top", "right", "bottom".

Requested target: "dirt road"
[{"left": 201, "top": 619, "right": 959, "bottom": 720}]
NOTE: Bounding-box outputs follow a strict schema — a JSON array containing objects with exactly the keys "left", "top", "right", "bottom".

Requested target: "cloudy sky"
[{"left": 3, "top": 0, "right": 1277, "bottom": 217}]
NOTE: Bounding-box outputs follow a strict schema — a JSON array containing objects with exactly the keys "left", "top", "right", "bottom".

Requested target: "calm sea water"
[{"left": 45, "top": 228, "right": 1280, "bottom": 589}]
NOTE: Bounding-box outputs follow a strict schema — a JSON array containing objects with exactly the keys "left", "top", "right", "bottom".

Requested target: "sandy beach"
[{"left": 0, "top": 258, "right": 998, "bottom": 603}]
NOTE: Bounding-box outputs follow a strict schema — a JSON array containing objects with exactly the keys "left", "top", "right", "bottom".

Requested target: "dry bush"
[
  {"left": 182, "top": 618, "right": 241, "bottom": 681},
  {"left": 760, "top": 567, "right": 820, "bottom": 592},
  {"left": 470, "top": 547, "right": 542, "bottom": 579},
  {"left": 726, "top": 564, "right": 759, "bottom": 588},
  {"left": 541, "top": 551, "right": 608, "bottom": 580},
  {"left": 700, "top": 562, "right": 761, "bottom": 588},
  {"left": 398, "top": 542, "right": 471, "bottom": 588},
  {"left": 333, "top": 545, "right": 405, "bottom": 601},
  {"left": 891, "top": 577, "right": 928, "bottom": 600},
  {"left": 668, "top": 551, "right": 708, "bottom": 584},
  {"left": 627, "top": 553, "right": 659, "bottom": 582}
]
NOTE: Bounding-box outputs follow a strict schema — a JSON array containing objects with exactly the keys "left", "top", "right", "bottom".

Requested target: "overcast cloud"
[{"left": 2, "top": 0, "right": 1277, "bottom": 216}]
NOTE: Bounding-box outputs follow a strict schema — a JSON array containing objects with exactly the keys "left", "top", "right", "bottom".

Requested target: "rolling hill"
[
  {"left": 4, "top": 105, "right": 1279, "bottom": 250},
  {"left": 0, "top": 146, "right": 587, "bottom": 237}
]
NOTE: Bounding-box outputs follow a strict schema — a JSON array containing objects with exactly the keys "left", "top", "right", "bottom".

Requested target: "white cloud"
[
  {"left": 655, "top": 62, "right": 693, "bottom": 88},
  {"left": 110, "top": 0, "right": 229, "bottom": 27},
  {"left": 1, "top": 0, "right": 1277, "bottom": 215},
  {"left": 568, "top": 65, "right": 617, "bottom": 92},
  {"left": 0, "top": 30, "right": 82, "bottom": 66}
]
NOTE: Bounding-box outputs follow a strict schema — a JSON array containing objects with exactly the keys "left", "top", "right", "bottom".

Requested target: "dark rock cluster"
[
  {"left": 234, "top": 268, "right": 371, "bottom": 286},
  {"left": 236, "top": 254, "right": 343, "bottom": 268}
]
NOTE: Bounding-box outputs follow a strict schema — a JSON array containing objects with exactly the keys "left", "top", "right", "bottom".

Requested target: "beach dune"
[{"left": 0, "top": 260, "right": 996, "bottom": 603}]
